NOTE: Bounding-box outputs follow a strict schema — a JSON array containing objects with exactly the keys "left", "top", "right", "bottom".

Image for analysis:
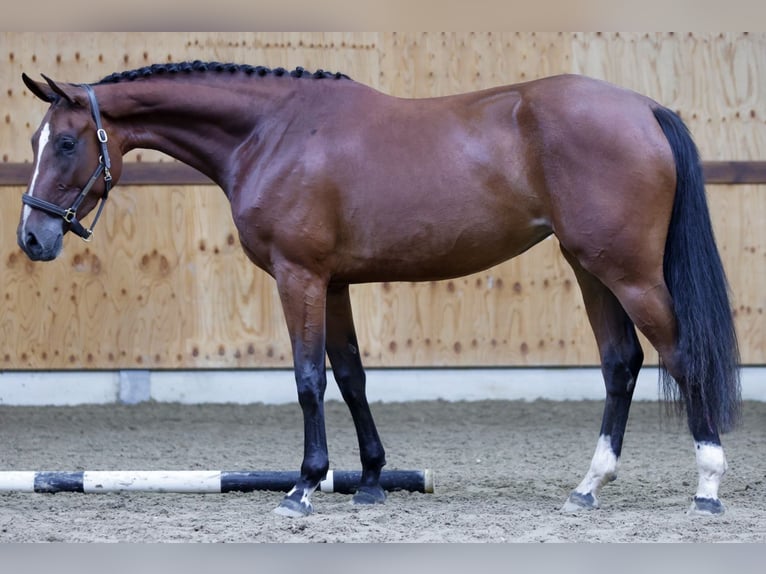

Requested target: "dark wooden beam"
[
  {"left": 702, "top": 161, "right": 766, "bottom": 184},
  {"left": 0, "top": 162, "right": 214, "bottom": 186},
  {"left": 1, "top": 161, "right": 765, "bottom": 187},
  {"left": 113, "top": 162, "right": 214, "bottom": 185}
]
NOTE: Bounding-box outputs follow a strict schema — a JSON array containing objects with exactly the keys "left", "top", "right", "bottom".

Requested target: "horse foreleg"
[
  {"left": 326, "top": 284, "right": 387, "bottom": 505},
  {"left": 560, "top": 248, "right": 644, "bottom": 512},
  {"left": 272, "top": 265, "right": 330, "bottom": 517}
]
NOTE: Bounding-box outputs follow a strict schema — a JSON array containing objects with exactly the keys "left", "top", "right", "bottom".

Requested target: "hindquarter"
[{"left": 516, "top": 76, "right": 677, "bottom": 285}]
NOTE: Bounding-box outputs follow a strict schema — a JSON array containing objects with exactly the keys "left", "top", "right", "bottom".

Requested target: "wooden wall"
[{"left": 0, "top": 32, "right": 763, "bottom": 370}]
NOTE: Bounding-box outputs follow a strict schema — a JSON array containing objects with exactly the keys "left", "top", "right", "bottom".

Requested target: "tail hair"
[{"left": 652, "top": 106, "right": 741, "bottom": 433}]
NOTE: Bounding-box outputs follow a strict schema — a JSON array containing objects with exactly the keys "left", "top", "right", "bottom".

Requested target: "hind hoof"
[
  {"left": 352, "top": 485, "right": 386, "bottom": 505},
  {"left": 274, "top": 496, "right": 313, "bottom": 517},
  {"left": 689, "top": 497, "right": 725, "bottom": 516},
  {"left": 561, "top": 491, "right": 599, "bottom": 513}
]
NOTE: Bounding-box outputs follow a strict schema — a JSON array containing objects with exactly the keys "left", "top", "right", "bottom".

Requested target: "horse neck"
[{"left": 98, "top": 78, "right": 297, "bottom": 185}]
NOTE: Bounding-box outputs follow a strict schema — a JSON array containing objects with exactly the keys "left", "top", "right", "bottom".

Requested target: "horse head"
[{"left": 18, "top": 73, "right": 123, "bottom": 261}]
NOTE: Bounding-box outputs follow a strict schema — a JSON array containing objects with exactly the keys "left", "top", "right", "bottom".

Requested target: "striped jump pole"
[{"left": 0, "top": 469, "right": 434, "bottom": 495}]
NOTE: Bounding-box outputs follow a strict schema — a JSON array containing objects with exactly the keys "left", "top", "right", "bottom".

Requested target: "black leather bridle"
[{"left": 22, "top": 84, "right": 113, "bottom": 241}]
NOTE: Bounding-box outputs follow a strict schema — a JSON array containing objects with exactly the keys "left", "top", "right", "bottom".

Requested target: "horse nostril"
[{"left": 25, "top": 231, "right": 40, "bottom": 248}]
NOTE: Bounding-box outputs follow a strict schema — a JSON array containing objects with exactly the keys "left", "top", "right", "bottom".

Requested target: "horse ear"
[
  {"left": 22, "top": 73, "right": 56, "bottom": 103},
  {"left": 21, "top": 73, "right": 81, "bottom": 105},
  {"left": 40, "top": 74, "right": 79, "bottom": 105}
]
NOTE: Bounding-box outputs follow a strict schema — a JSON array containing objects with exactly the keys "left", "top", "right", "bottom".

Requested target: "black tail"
[{"left": 652, "top": 106, "right": 741, "bottom": 433}]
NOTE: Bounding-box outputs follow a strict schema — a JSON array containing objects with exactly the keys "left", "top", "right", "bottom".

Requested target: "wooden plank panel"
[
  {"left": 569, "top": 32, "right": 766, "bottom": 161},
  {"left": 350, "top": 237, "right": 599, "bottom": 367},
  {"left": 0, "top": 32, "right": 762, "bottom": 370},
  {"left": 2, "top": 183, "right": 760, "bottom": 369},
  {"left": 0, "top": 32, "right": 381, "bottom": 164},
  {"left": 707, "top": 184, "right": 766, "bottom": 365},
  {"left": 0, "top": 185, "right": 293, "bottom": 369},
  {"left": 378, "top": 32, "right": 573, "bottom": 97}
]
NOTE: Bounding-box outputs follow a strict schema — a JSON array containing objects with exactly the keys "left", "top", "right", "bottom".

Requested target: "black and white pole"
[{"left": 0, "top": 469, "right": 434, "bottom": 494}]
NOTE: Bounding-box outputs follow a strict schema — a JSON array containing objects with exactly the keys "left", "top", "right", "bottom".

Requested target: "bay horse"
[{"left": 17, "top": 62, "right": 740, "bottom": 517}]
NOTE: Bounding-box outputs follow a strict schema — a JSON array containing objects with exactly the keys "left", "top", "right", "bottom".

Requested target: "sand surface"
[{"left": 0, "top": 398, "right": 764, "bottom": 542}]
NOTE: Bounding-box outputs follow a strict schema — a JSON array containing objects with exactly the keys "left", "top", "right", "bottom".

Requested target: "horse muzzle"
[{"left": 18, "top": 219, "right": 64, "bottom": 261}]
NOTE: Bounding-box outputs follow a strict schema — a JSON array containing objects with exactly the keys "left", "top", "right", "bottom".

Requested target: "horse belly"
[{"left": 334, "top": 199, "right": 551, "bottom": 284}]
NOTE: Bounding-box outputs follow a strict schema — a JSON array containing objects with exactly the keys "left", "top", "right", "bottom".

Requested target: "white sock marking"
[
  {"left": 573, "top": 435, "right": 618, "bottom": 503},
  {"left": 694, "top": 442, "right": 727, "bottom": 500}
]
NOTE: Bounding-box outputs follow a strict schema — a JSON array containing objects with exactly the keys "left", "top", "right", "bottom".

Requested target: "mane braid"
[{"left": 97, "top": 61, "right": 351, "bottom": 84}]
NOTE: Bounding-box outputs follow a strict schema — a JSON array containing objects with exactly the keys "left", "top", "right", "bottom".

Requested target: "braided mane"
[{"left": 97, "top": 60, "right": 351, "bottom": 84}]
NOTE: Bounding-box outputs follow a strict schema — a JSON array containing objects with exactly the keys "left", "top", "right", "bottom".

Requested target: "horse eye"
[{"left": 58, "top": 138, "right": 77, "bottom": 154}]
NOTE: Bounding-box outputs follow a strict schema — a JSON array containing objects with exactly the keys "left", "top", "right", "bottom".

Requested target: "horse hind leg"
[
  {"left": 592, "top": 266, "right": 729, "bottom": 515},
  {"left": 667, "top": 341, "right": 728, "bottom": 515},
  {"left": 559, "top": 248, "right": 644, "bottom": 512},
  {"left": 325, "top": 284, "right": 387, "bottom": 505}
]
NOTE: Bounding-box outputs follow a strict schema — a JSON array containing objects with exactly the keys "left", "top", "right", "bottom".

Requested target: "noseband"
[{"left": 22, "top": 84, "right": 112, "bottom": 241}]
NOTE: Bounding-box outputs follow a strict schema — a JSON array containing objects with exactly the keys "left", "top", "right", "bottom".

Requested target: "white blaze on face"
[
  {"left": 21, "top": 121, "right": 51, "bottom": 238},
  {"left": 694, "top": 441, "right": 727, "bottom": 500}
]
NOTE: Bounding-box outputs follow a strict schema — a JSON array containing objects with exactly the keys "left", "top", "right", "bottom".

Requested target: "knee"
[
  {"left": 338, "top": 374, "right": 367, "bottom": 402},
  {"left": 333, "top": 364, "right": 367, "bottom": 402},
  {"left": 295, "top": 365, "right": 326, "bottom": 410}
]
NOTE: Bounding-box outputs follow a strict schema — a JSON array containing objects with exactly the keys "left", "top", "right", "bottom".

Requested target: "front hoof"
[
  {"left": 688, "top": 497, "right": 725, "bottom": 516},
  {"left": 274, "top": 495, "right": 313, "bottom": 517},
  {"left": 561, "top": 491, "right": 599, "bottom": 513},
  {"left": 352, "top": 485, "right": 386, "bottom": 505}
]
